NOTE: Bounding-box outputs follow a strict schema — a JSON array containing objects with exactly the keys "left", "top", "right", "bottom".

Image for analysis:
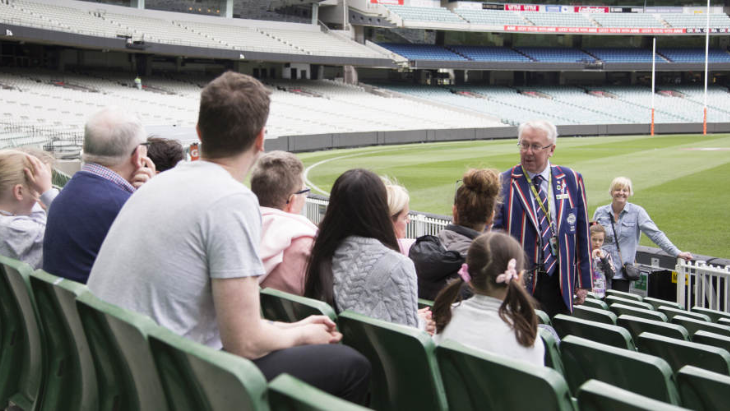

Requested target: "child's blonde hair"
[{"left": 0, "top": 150, "right": 32, "bottom": 196}]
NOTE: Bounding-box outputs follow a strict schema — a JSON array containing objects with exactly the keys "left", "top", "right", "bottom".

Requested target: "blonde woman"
[
  {"left": 383, "top": 176, "right": 414, "bottom": 256},
  {"left": 593, "top": 176, "right": 692, "bottom": 292}
]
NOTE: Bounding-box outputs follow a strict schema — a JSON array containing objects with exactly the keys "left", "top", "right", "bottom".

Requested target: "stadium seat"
[
  {"left": 337, "top": 310, "right": 448, "bottom": 411},
  {"left": 436, "top": 339, "right": 574, "bottom": 411},
  {"left": 146, "top": 324, "right": 269, "bottom": 411},
  {"left": 260, "top": 287, "right": 337, "bottom": 323},
  {"left": 676, "top": 365, "right": 730, "bottom": 411},
  {"left": 606, "top": 289, "right": 643, "bottom": 301},
  {"left": 720, "top": 318, "right": 730, "bottom": 326},
  {"left": 605, "top": 296, "right": 654, "bottom": 311},
  {"left": 75, "top": 291, "right": 169, "bottom": 410},
  {"left": 0, "top": 256, "right": 44, "bottom": 410},
  {"left": 617, "top": 315, "right": 689, "bottom": 342},
  {"left": 671, "top": 315, "right": 730, "bottom": 338},
  {"left": 540, "top": 327, "right": 565, "bottom": 376},
  {"left": 637, "top": 332, "right": 730, "bottom": 375},
  {"left": 560, "top": 335, "right": 681, "bottom": 404},
  {"left": 691, "top": 306, "right": 730, "bottom": 323},
  {"left": 572, "top": 306, "right": 617, "bottom": 325},
  {"left": 585, "top": 292, "right": 601, "bottom": 300},
  {"left": 268, "top": 374, "right": 369, "bottom": 411},
  {"left": 658, "top": 306, "right": 711, "bottom": 322},
  {"left": 582, "top": 299, "right": 610, "bottom": 311},
  {"left": 693, "top": 330, "right": 730, "bottom": 353},
  {"left": 609, "top": 303, "right": 668, "bottom": 322},
  {"left": 577, "top": 379, "right": 687, "bottom": 411},
  {"left": 418, "top": 298, "right": 434, "bottom": 309},
  {"left": 28, "top": 270, "right": 98, "bottom": 410},
  {"left": 536, "top": 309, "right": 552, "bottom": 326},
  {"left": 552, "top": 315, "right": 635, "bottom": 350},
  {"left": 643, "top": 297, "right": 682, "bottom": 310}
]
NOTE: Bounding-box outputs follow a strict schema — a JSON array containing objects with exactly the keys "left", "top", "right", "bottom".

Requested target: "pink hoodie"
[{"left": 258, "top": 207, "right": 318, "bottom": 295}]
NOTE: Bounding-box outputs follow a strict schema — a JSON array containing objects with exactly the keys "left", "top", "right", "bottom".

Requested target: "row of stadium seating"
[
  {"left": 384, "top": 5, "right": 730, "bottom": 29},
  {"left": 377, "top": 44, "right": 730, "bottom": 64}
]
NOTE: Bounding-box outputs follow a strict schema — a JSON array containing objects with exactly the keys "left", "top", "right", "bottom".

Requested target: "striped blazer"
[{"left": 493, "top": 164, "right": 593, "bottom": 312}]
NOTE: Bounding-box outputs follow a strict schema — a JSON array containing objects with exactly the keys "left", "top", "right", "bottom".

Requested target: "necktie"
[{"left": 534, "top": 175, "right": 556, "bottom": 275}]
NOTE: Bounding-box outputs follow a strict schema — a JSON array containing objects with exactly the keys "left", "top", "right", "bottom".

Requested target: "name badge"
[{"left": 556, "top": 194, "right": 569, "bottom": 200}]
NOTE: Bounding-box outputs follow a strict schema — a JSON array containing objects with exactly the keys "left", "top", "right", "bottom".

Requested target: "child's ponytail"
[
  {"left": 499, "top": 278, "right": 538, "bottom": 347},
  {"left": 433, "top": 264, "right": 471, "bottom": 334}
]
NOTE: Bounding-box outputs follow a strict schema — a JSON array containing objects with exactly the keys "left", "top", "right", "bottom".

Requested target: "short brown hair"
[
  {"left": 146, "top": 137, "right": 184, "bottom": 172},
  {"left": 197, "top": 71, "right": 270, "bottom": 159},
  {"left": 250, "top": 151, "right": 304, "bottom": 209},
  {"left": 454, "top": 168, "right": 501, "bottom": 230},
  {"left": 590, "top": 223, "right": 606, "bottom": 236}
]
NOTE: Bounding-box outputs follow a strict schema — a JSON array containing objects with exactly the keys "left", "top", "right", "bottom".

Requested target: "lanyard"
[{"left": 521, "top": 165, "right": 554, "bottom": 231}]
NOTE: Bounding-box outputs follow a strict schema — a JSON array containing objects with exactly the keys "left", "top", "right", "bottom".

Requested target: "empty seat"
[
  {"left": 658, "top": 306, "right": 711, "bottom": 322},
  {"left": 560, "top": 335, "right": 681, "bottom": 404},
  {"left": 260, "top": 287, "right": 337, "bottom": 323},
  {"left": 610, "top": 303, "right": 668, "bottom": 322},
  {"left": 606, "top": 289, "right": 643, "bottom": 301},
  {"left": 337, "top": 310, "right": 448, "bottom": 411},
  {"left": 418, "top": 298, "right": 434, "bottom": 309},
  {"left": 606, "top": 296, "right": 654, "bottom": 311},
  {"left": 637, "top": 332, "right": 730, "bottom": 375},
  {"left": 540, "top": 327, "right": 565, "bottom": 376},
  {"left": 572, "top": 306, "right": 617, "bottom": 325},
  {"left": 671, "top": 315, "right": 730, "bottom": 338},
  {"left": 693, "top": 330, "right": 730, "bottom": 353},
  {"left": 691, "top": 306, "right": 730, "bottom": 323},
  {"left": 536, "top": 309, "right": 552, "bottom": 326},
  {"left": 676, "top": 365, "right": 730, "bottom": 411},
  {"left": 617, "top": 315, "right": 689, "bottom": 342},
  {"left": 269, "top": 374, "right": 369, "bottom": 410},
  {"left": 643, "top": 297, "right": 682, "bottom": 310},
  {"left": 553, "top": 314, "right": 635, "bottom": 350},
  {"left": 577, "top": 379, "right": 687, "bottom": 411},
  {"left": 582, "top": 299, "right": 610, "bottom": 311},
  {"left": 436, "top": 339, "right": 574, "bottom": 411}
]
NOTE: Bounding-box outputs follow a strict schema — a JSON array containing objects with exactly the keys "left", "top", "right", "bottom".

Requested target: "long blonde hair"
[{"left": 0, "top": 150, "right": 32, "bottom": 197}]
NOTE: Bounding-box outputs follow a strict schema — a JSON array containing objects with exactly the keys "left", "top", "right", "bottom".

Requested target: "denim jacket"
[{"left": 593, "top": 202, "right": 680, "bottom": 280}]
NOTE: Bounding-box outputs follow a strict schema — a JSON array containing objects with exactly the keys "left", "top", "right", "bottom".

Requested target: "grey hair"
[
  {"left": 517, "top": 120, "right": 558, "bottom": 145},
  {"left": 82, "top": 107, "right": 146, "bottom": 167}
]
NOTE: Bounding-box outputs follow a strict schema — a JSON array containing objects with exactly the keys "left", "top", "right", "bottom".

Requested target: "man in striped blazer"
[{"left": 493, "top": 120, "right": 593, "bottom": 317}]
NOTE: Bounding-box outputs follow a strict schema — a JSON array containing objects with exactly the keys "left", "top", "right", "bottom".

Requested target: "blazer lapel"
[
  {"left": 511, "top": 167, "right": 539, "bottom": 231},
  {"left": 552, "top": 166, "right": 567, "bottom": 232}
]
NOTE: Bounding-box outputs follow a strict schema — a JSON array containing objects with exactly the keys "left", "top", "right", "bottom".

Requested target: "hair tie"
[
  {"left": 496, "top": 259, "right": 518, "bottom": 284},
  {"left": 458, "top": 263, "right": 471, "bottom": 283}
]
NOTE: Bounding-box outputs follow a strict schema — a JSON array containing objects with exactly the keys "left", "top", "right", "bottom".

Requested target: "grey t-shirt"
[{"left": 87, "top": 161, "right": 264, "bottom": 349}]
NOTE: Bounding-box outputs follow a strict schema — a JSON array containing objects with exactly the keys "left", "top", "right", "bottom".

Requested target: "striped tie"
[{"left": 534, "top": 175, "right": 556, "bottom": 276}]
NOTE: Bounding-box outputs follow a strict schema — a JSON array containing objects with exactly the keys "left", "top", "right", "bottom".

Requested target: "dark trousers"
[
  {"left": 611, "top": 279, "right": 631, "bottom": 292},
  {"left": 252, "top": 344, "right": 371, "bottom": 405},
  {"left": 533, "top": 269, "right": 570, "bottom": 318}
]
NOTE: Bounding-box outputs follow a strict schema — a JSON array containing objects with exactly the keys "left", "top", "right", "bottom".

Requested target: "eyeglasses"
[
  {"left": 286, "top": 187, "right": 310, "bottom": 204},
  {"left": 517, "top": 142, "right": 553, "bottom": 152},
  {"left": 131, "top": 142, "right": 150, "bottom": 156}
]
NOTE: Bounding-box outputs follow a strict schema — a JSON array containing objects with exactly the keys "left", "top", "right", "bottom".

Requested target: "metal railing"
[{"left": 676, "top": 259, "right": 730, "bottom": 313}]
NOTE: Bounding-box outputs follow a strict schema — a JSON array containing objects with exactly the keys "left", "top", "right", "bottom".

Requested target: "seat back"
[
  {"left": 418, "top": 298, "right": 434, "bottom": 309},
  {"left": 572, "top": 306, "right": 617, "bottom": 325},
  {"left": 560, "top": 335, "right": 680, "bottom": 404},
  {"left": 582, "top": 299, "right": 610, "bottom": 311},
  {"left": 637, "top": 332, "right": 730, "bottom": 375},
  {"left": 268, "top": 374, "right": 368, "bottom": 411},
  {"left": 436, "top": 339, "right": 575, "bottom": 411},
  {"left": 606, "top": 289, "right": 643, "bottom": 301},
  {"left": 658, "top": 306, "right": 710, "bottom": 322},
  {"left": 691, "top": 306, "right": 730, "bottom": 323},
  {"left": 693, "top": 330, "right": 730, "bottom": 353},
  {"left": 552, "top": 315, "right": 635, "bottom": 350},
  {"left": 643, "top": 297, "right": 681, "bottom": 311},
  {"left": 605, "top": 296, "right": 653, "bottom": 310},
  {"left": 536, "top": 309, "right": 552, "bottom": 325},
  {"left": 672, "top": 315, "right": 730, "bottom": 338},
  {"left": 338, "top": 310, "right": 447, "bottom": 411},
  {"left": 0, "top": 256, "right": 44, "bottom": 410},
  {"left": 540, "top": 327, "right": 565, "bottom": 376},
  {"left": 29, "top": 270, "right": 98, "bottom": 411},
  {"left": 75, "top": 291, "right": 168, "bottom": 411},
  {"left": 577, "top": 379, "right": 687, "bottom": 411},
  {"left": 676, "top": 365, "right": 730, "bottom": 411},
  {"left": 260, "top": 288, "right": 337, "bottom": 323},
  {"left": 617, "top": 315, "right": 689, "bottom": 343},
  {"left": 147, "top": 325, "right": 269, "bottom": 411},
  {"left": 609, "top": 304, "right": 668, "bottom": 322}
]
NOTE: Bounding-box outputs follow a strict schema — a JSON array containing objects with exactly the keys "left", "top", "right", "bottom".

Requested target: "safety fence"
[{"left": 676, "top": 259, "right": 730, "bottom": 313}]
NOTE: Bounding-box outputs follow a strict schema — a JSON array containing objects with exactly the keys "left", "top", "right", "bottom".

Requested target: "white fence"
[{"left": 676, "top": 259, "right": 730, "bottom": 313}]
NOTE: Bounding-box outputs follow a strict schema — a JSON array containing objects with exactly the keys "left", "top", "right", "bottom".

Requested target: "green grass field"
[{"left": 298, "top": 134, "right": 730, "bottom": 260}]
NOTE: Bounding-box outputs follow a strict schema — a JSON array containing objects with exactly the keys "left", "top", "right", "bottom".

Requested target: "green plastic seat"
[
  {"left": 617, "top": 315, "right": 689, "bottom": 343},
  {"left": 337, "top": 310, "right": 447, "bottom": 411},
  {"left": 637, "top": 332, "right": 730, "bottom": 375},
  {"left": 260, "top": 288, "right": 337, "bottom": 323},
  {"left": 268, "top": 374, "right": 369, "bottom": 411},
  {"left": 436, "top": 339, "right": 575, "bottom": 411},
  {"left": 572, "top": 306, "right": 617, "bottom": 325},
  {"left": 75, "top": 291, "right": 169, "bottom": 411},
  {"left": 691, "top": 306, "right": 730, "bottom": 323},
  {"left": 676, "top": 365, "right": 730, "bottom": 411},
  {"left": 585, "top": 292, "right": 601, "bottom": 300},
  {"left": 552, "top": 315, "right": 635, "bottom": 350},
  {"left": 146, "top": 325, "right": 269, "bottom": 411},
  {"left": 719, "top": 318, "right": 730, "bottom": 326},
  {"left": 560, "top": 335, "right": 681, "bottom": 404},
  {"left": 0, "top": 256, "right": 45, "bottom": 410},
  {"left": 671, "top": 315, "right": 730, "bottom": 338},
  {"left": 28, "top": 270, "right": 98, "bottom": 410},
  {"left": 605, "top": 296, "right": 654, "bottom": 311},
  {"left": 536, "top": 309, "right": 552, "bottom": 326},
  {"left": 693, "top": 330, "right": 730, "bottom": 353},
  {"left": 582, "top": 299, "right": 610, "bottom": 311},
  {"left": 418, "top": 298, "right": 434, "bottom": 309},
  {"left": 577, "top": 379, "right": 687, "bottom": 411},
  {"left": 658, "top": 306, "right": 710, "bottom": 322},
  {"left": 643, "top": 297, "right": 682, "bottom": 310},
  {"left": 606, "top": 289, "right": 643, "bottom": 301},
  {"left": 540, "top": 327, "right": 565, "bottom": 376},
  {"left": 610, "top": 303, "right": 668, "bottom": 322}
]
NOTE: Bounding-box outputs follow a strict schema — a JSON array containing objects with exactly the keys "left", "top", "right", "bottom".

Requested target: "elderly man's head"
[
  {"left": 251, "top": 151, "right": 308, "bottom": 214},
  {"left": 82, "top": 107, "right": 147, "bottom": 169},
  {"left": 517, "top": 120, "right": 557, "bottom": 174}
]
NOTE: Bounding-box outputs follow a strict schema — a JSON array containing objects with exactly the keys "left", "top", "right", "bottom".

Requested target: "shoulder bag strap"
[{"left": 609, "top": 213, "right": 626, "bottom": 265}]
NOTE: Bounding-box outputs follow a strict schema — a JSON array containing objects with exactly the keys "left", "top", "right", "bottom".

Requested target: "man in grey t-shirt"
[{"left": 87, "top": 72, "right": 370, "bottom": 403}]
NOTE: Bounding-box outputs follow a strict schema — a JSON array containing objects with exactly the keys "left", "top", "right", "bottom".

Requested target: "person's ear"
[
  {"left": 452, "top": 205, "right": 458, "bottom": 223},
  {"left": 254, "top": 128, "right": 265, "bottom": 153},
  {"left": 12, "top": 184, "right": 24, "bottom": 201},
  {"left": 131, "top": 145, "right": 143, "bottom": 168},
  {"left": 548, "top": 143, "right": 556, "bottom": 158}
]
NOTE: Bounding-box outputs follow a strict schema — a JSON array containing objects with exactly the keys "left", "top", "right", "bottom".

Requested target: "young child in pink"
[{"left": 590, "top": 223, "right": 615, "bottom": 298}]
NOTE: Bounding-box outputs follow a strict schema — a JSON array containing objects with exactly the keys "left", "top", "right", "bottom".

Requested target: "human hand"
[
  {"left": 297, "top": 315, "right": 337, "bottom": 333},
  {"left": 299, "top": 323, "right": 342, "bottom": 345},
  {"left": 131, "top": 156, "right": 156, "bottom": 189},
  {"left": 418, "top": 307, "right": 436, "bottom": 336},
  {"left": 23, "top": 154, "right": 52, "bottom": 196},
  {"left": 591, "top": 249, "right": 604, "bottom": 259},
  {"left": 677, "top": 252, "right": 693, "bottom": 261},
  {"left": 574, "top": 288, "right": 589, "bottom": 305}
]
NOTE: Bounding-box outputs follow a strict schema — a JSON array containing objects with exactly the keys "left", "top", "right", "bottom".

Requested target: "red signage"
[
  {"left": 574, "top": 6, "right": 609, "bottom": 13},
  {"left": 505, "top": 4, "right": 540, "bottom": 12},
  {"left": 370, "top": 0, "right": 404, "bottom": 4},
  {"left": 503, "top": 25, "right": 687, "bottom": 35}
]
